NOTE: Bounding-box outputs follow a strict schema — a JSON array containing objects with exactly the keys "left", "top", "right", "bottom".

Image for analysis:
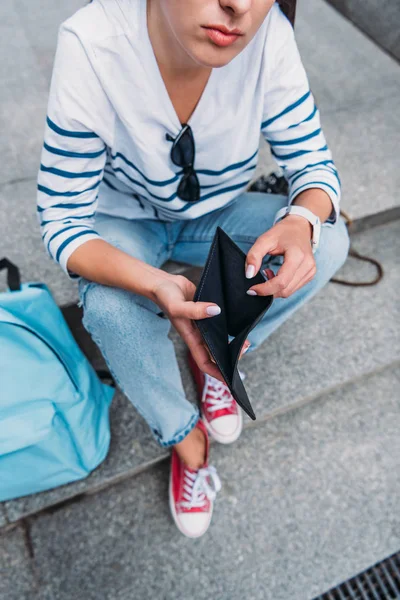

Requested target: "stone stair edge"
[
  {"left": 2, "top": 357, "right": 399, "bottom": 531},
  {"left": 2, "top": 219, "right": 398, "bottom": 526}
]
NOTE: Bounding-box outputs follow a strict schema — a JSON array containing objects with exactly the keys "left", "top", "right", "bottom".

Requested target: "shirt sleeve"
[
  {"left": 36, "top": 24, "right": 113, "bottom": 279},
  {"left": 260, "top": 7, "right": 341, "bottom": 225}
]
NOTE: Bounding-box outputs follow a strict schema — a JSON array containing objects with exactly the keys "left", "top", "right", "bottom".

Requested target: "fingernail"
[
  {"left": 246, "top": 290, "right": 257, "bottom": 296},
  {"left": 243, "top": 343, "right": 251, "bottom": 354},
  {"left": 245, "top": 264, "right": 255, "bottom": 279},
  {"left": 206, "top": 305, "right": 221, "bottom": 316}
]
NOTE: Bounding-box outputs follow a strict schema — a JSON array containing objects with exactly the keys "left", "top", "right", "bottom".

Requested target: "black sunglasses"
[{"left": 166, "top": 124, "right": 201, "bottom": 203}]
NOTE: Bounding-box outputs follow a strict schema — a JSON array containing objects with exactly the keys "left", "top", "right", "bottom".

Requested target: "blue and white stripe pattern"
[
  {"left": 37, "top": 116, "right": 105, "bottom": 277},
  {"left": 261, "top": 8, "right": 340, "bottom": 222},
  {"left": 37, "top": 2, "right": 341, "bottom": 278},
  {"left": 99, "top": 146, "right": 259, "bottom": 221}
]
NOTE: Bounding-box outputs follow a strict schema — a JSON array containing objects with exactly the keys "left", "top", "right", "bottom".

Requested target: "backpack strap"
[
  {"left": 0, "top": 265, "right": 116, "bottom": 388},
  {"left": 95, "top": 369, "right": 116, "bottom": 387},
  {"left": 0, "top": 258, "right": 21, "bottom": 291}
]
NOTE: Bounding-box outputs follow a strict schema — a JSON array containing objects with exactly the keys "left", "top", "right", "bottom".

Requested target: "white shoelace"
[
  {"left": 205, "top": 371, "right": 245, "bottom": 413},
  {"left": 180, "top": 465, "right": 222, "bottom": 509}
]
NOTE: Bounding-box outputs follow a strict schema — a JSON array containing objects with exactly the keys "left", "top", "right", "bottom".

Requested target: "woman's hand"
[
  {"left": 245, "top": 215, "right": 317, "bottom": 298},
  {"left": 153, "top": 274, "right": 250, "bottom": 382}
]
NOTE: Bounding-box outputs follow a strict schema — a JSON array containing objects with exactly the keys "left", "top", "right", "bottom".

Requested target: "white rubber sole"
[
  {"left": 168, "top": 475, "right": 213, "bottom": 539},
  {"left": 202, "top": 408, "right": 243, "bottom": 445}
]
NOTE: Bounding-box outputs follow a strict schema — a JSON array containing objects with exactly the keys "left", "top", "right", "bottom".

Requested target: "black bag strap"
[
  {"left": 330, "top": 210, "right": 384, "bottom": 287},
  {"left": 0, "top": 261, "right": 116, "bottom": 385},
  {"left": 95, "top": 368, "right": 116, "bottom": 387},
  {"left": 0, "top": 258, "right": 21, "bottom": 291}
]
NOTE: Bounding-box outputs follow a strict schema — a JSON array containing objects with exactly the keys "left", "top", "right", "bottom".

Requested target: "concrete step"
[
  {"left": 325, "top": 0, "right": 400, "bottom": 62},
  {"left": 2, "top": 219, "right": 399, "bottom": 526},
  {"left": 0, "top": 0, "right": 84, "bottom": 187},
  {"left": 252, "top": 0, "right": 400, "bottom": 222},
  {"left": 1, "top": 363, "right": 399, "bottom": 600},
  {"left": 0, "top": 507, "right": 7, "bottom": 529}
]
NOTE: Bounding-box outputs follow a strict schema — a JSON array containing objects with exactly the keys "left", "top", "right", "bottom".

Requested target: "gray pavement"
[
  {"left": 1, "top": 1, "right": 399, "bottom": 598},
  {"left": 0, "top": 0, "right": 84, "bottom": 186},
  {"left": 247, "top": 0, "right": 400, "bottom": 223},
  {"left": 0, "top": 526, "right": 38, "bottom": 600},
  {"left": 1, "top": 0, "right": 400, "bottom": 306},
  {"left": 0, "top": 508, "right": 7, "bottom": 530},
  {"left": 1, "top": 365, "right": 399, "bottom": 600},
  {"left": 3, "top": 219, "right": 399, "bottom": 524},
  {"left": 326, "top": 0, "right": 400, "bottom": 61}
]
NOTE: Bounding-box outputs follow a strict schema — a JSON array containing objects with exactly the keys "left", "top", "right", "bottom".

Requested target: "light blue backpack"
[{"left": 0, "top": 258, "right": 115, "bottom": 502}]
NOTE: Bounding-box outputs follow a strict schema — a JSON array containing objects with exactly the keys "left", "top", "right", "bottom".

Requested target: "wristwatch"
[{"left": 273, "top": 205, "right": 321, "bottom": 253}]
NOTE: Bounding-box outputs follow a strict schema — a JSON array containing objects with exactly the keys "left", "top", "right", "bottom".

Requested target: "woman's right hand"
[{"left": 153, "top": 274, "right": 250, "bottom": 383}]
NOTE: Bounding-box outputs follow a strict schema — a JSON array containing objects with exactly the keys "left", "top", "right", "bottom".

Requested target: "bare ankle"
[{"left": 174, "top": 426, "right": 207, "bottom": 470}]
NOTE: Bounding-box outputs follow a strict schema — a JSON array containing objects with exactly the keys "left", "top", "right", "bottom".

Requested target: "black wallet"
[{"left": 193, "top": 226, "right": 273, "bottom": 420}]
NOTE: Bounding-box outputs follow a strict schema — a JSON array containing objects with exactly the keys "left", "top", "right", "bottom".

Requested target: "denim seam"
[
  {"left": 80, "top": 288, "right": 198, "bottom": 447},
  {"left": 155, "top": 243, "right": 168, "bottom": 265},
  {"left": 81, "top": 313, "right": 160, "bottom": 433},
  {"left": 77, "top": 280, "right": 95, "bottom": 309}
]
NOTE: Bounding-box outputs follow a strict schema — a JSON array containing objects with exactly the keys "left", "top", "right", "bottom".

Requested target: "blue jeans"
[{"left": 78, "top": 191, "right": 350, "bottom": 448}]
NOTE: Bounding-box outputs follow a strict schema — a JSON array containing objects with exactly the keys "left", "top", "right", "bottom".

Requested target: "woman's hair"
[{"left": 277, "top": 0, "right": 297, "bottom": 25}]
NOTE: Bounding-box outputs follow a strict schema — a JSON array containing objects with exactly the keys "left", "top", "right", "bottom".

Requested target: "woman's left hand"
[{"left": 245, "top": 215, "right": 317, "bottom": 299}]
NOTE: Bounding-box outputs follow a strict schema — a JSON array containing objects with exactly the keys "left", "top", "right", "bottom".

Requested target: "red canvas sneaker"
[
  {"left": 188, "top": 350, "right": 244, "bottom": 444},
  {"left": 169, "top": 419, "right": 221, "bottom": 538}
]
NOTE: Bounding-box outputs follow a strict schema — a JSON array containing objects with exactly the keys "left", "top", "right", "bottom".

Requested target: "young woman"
[{"left": 37, "top": 0, "right": 349, "bottom": 538}]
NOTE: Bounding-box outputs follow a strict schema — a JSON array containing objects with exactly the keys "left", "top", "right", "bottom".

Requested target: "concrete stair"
[
  {"left": 325, "top": 0, "right": 400, "bottom": 62},
  {"left": 1, "top": 0, "right": 400, "bottom": 598},
  {"left": 7, "top": 365, "right": 400, "bottom": 600},
  {"left": 1, "top": 219, "right": 399, "bottom": 528}
]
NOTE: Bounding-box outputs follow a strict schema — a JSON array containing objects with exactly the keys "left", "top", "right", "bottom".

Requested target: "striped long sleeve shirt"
[{"left": 37, "top": 0, "right": 341, "bottom": 278}]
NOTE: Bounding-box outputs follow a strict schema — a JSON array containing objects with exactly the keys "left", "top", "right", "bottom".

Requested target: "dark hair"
[{"left": 277, "top": 0, "right": 297, "bottom": 26}]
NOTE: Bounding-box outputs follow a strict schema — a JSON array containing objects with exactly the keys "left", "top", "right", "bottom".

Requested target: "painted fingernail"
[
  {"left": 243, "top": 343, "right": 251, "bottom": 353},
  {"left": 246, "top": 290, "right": 257, "bottom": 296},
  {"left": 245, "top": 264, "right": 255, "bottom": 279},
  {"left": 206, "top": 305, "right": 221, "bottom": 316}
]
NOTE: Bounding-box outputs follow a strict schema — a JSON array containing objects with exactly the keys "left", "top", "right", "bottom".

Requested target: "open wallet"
[{"left": 193, "top": 226, "right": 274, "bottom": 420}]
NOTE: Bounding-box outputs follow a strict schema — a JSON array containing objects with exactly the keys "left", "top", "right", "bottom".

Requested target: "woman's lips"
[{"left": 204, "top": 27, "right": 241, "bottom": 47}]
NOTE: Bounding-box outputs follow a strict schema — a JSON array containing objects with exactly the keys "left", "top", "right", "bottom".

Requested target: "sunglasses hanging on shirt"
[{"left": 166, "top": 124, "right": 201, "bottom": 202}]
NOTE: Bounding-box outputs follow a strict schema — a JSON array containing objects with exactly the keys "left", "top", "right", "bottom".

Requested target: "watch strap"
[{"left": 273, "top": 205, "right": 321, "bottom": 252}]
